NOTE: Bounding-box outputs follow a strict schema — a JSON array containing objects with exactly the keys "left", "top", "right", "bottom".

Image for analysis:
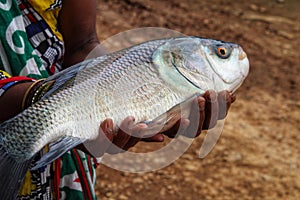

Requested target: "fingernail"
[
  {"left": 198, "top": 99, "right": 206, "bottom": 111},
  {"left": 137, "top": 123, "right": 148, "bottom": 129},
  {"left": 156, "top": 134, "right": 164, "bottom": 142}
]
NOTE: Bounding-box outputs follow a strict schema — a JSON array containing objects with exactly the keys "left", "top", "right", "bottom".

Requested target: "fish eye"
[
  {"left": 218, "top": 47, "right": 226, "bottom": 56},
  {"left": 215, "top": 46, "right": 230, "bottom": 59}
]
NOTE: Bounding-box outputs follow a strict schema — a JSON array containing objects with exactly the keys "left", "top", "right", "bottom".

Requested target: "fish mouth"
[{"left": 238, "top": 47, "right": 247, "bottom": 60}]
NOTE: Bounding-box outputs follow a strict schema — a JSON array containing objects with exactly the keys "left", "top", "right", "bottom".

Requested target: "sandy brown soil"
[{"left": 94, "top": 0, "right": 300, "bottom": 199}]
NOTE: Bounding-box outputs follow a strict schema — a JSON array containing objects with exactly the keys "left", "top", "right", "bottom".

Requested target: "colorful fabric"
[
  {"left": 0, "top": 70, "right": 12, "bottom": 79},
  {"left": 0, "top": 76, "right": 35, "bottom": 96},
  {"left": 18, "top": 0, "right": 64, "bottom": 75},
  {"left": 59, "top": 150, "right": 100, "bottom": 200},
  {"left": 0, "top": 0, "right": 100, "bottom": 199},
  {"left": 0, "top": 0, "right": 47, "bottom": 79}
]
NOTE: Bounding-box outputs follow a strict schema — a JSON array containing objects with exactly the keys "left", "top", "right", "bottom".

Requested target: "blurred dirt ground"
[{"left": 94, "top": 0, "right": 300, "bottom": 199}]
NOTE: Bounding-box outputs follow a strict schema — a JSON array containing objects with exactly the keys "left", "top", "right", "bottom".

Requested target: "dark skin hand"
[
  {"left": 92, "top": 90, "right": 236, "bottom": 156},
  {"left": 163, "top": 90, "right": 236, "bottom": 139}
]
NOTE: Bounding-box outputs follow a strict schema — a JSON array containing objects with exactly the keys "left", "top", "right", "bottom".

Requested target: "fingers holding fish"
[
  {"left": 122, "top": 123, "right": 149, "bottom": 150},
  {"left": 182, "top": 90, "right": 236, "bottom": 137},
  {"left": 141, "top": 133, "right": 164, "bottom": 142},
  {"left": 97, "top": 118, "right": 115, "bottom": 155},
  {"left": 162, "top": 91, "right": 234, "bottom": 138},
  {"left": 183, "top": 96, "right": 205, "bottom": 138},
  {"left": 162, "top": 118, "right": 190, "bottom": 138},
  {"left": 99, "top": 118, "right": 115, "bottom": 142},
  {"left": 80, "top": 118, "right": 115, "bottom": 157},
  {"left": 217, "top": 91, "right": 236, "bottom": 120},
  {"left": 98, "top": 90, "right": 236, "bottom": 154},
  {"left": 106, "top": 116, "right": 134, "bottom": 154},
  {"left": 81, "top": 117, "right": 145, "bottom": 157},
  {"left": 202, "top": 90, "right": 219, "bottom": 130},
  {"left": 106, "top": 116, "right": 148, "bottom": 154}
]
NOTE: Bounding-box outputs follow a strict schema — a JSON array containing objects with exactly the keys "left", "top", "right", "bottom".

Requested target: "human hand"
[
  {"left": 101, "top": 90, "right": 236, "bottom": 150},
  {"left": 162, "top": 90, "right": 236, "bottom": 138},
  {"left": 105, "top": 116, "right": 147, "bottom": 154},
  {"left": 80, "top": 90, "right": 235, "bottom": 156},
  {"left": 80, "top": 116, "right": 164, "bottom": 156},
  {"left": 105, "top": 116, "right": 168, "bottom": 153}
]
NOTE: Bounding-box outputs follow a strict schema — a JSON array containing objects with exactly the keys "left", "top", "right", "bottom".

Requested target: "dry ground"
[{"left": 93, "top": 0, "right": 300, "bottom": 199}]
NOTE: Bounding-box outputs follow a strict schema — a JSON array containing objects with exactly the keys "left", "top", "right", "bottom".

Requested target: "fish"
[{"left": 0, "top": 36, "right": 249, "bottom": 199}]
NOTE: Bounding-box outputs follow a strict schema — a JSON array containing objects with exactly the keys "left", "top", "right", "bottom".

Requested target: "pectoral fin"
[{"left": 32, "top": 136, "right": 85, "bottom": 170}]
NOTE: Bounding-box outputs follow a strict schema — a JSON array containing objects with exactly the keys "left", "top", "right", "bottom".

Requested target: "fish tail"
[{"left": 0, "top": 144, "right": 32, "bottom": 200}]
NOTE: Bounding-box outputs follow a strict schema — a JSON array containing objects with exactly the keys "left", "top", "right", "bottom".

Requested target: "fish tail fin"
[{"left": 0, "top": 144, "right": 32, "bottom": 200}]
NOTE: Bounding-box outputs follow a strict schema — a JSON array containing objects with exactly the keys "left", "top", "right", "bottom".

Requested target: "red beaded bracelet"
[{"left": 0, "top": 76, "right": 35, "bottom": 87}]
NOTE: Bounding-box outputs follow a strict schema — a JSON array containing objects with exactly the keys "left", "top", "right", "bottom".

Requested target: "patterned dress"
[{"left": 0, "top": 0, "right": 100, "bottom": 199}]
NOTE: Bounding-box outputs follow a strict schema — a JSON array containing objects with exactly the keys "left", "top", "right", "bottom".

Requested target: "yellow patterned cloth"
[{"left": 28, "top": 0, "right": 63, "bottom": 41}]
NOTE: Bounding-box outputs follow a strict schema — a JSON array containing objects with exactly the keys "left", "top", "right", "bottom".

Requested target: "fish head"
[
  {"left": 154, "top": 37, "right": 249, "bottom": 93},
  {"left": 198, "top": 38, "right": 249, "bottom": 92}
]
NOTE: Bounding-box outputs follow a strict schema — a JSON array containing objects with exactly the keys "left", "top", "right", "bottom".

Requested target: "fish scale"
[{"left": 0, "top": 36, "right": 249, "bottom": 199}]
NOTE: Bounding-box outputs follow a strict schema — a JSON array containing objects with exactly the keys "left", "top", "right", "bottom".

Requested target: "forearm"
[
  {"left": 59, "top": 0, "right": 99, "bottom": 67},
  {"left": 0, "top": 82, "right": 33, "bottom": 122}
]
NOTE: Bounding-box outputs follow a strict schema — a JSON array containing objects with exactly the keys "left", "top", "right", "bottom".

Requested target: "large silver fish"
[{"left": 0, "top": 37, "right": 249, "bottom": 198}]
